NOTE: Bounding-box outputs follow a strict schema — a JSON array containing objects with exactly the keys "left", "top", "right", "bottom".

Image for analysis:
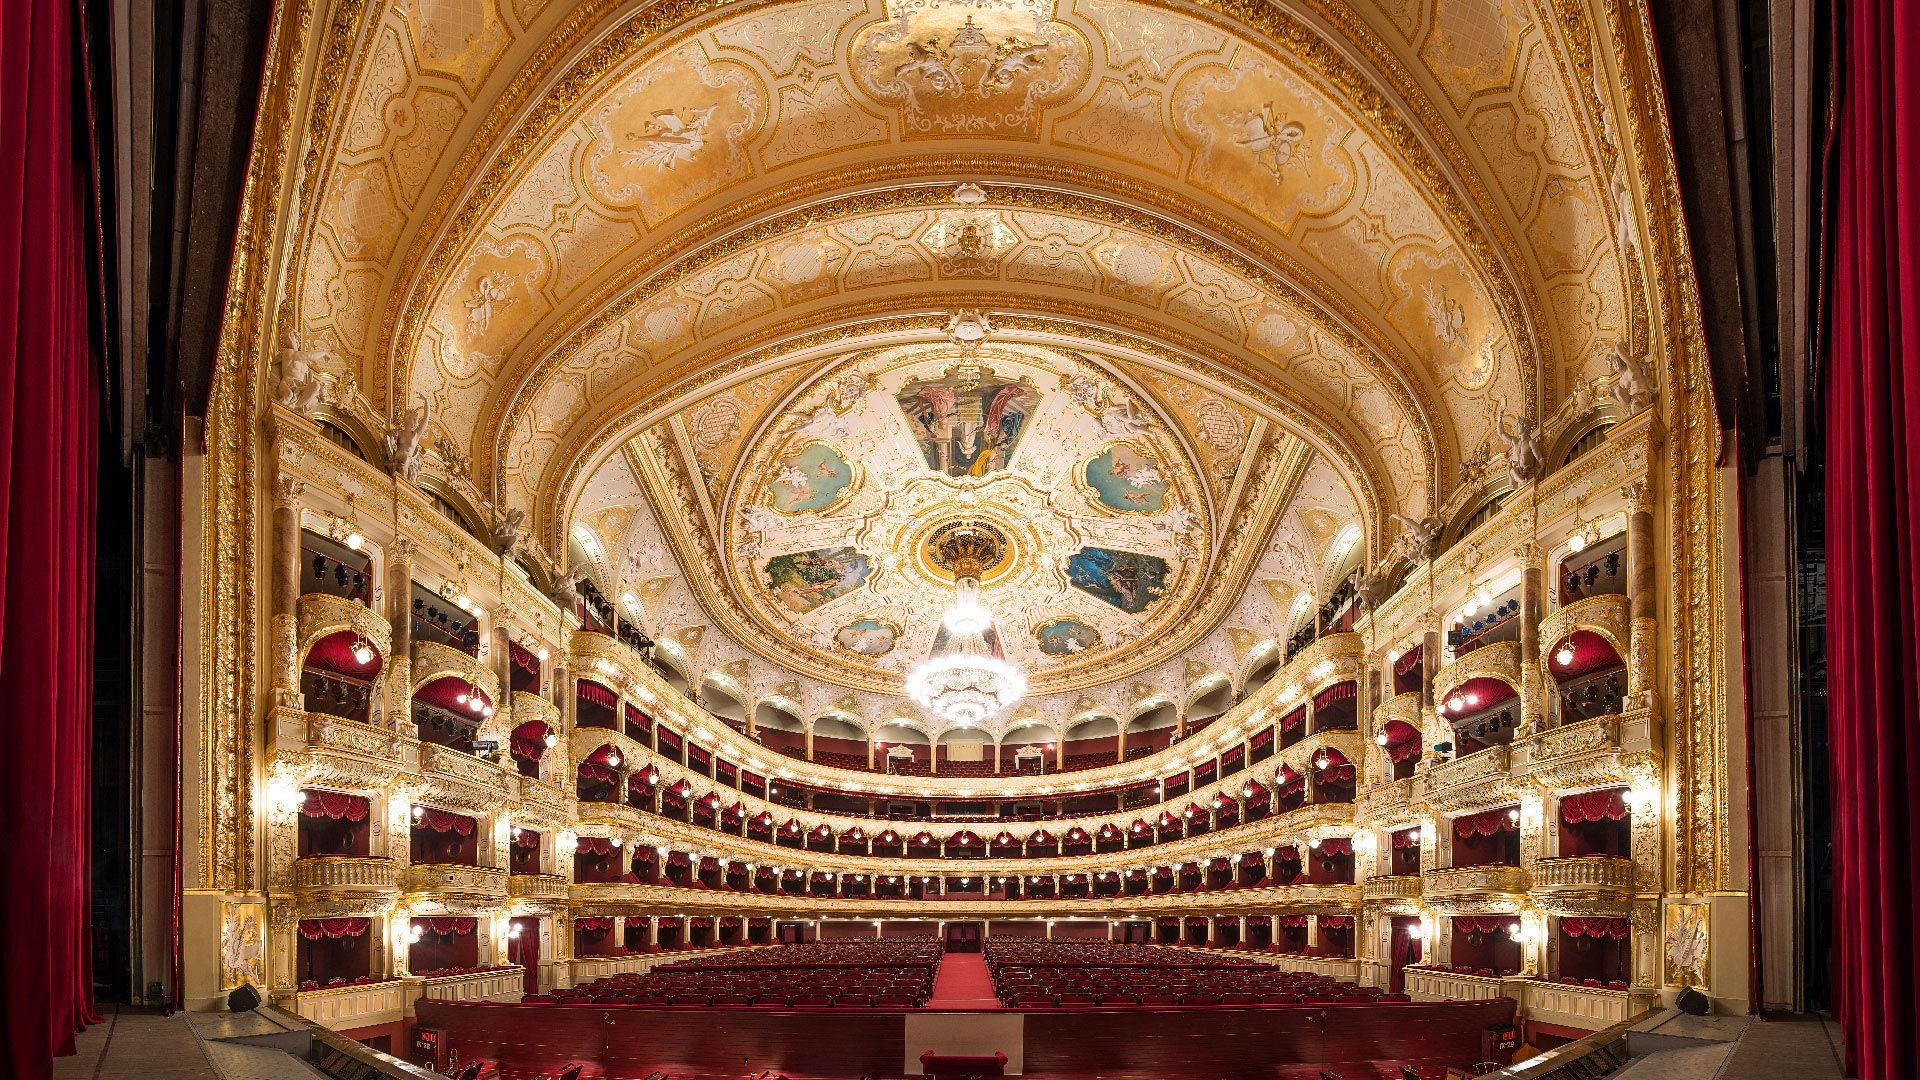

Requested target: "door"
[
  {"left": 944, "top": 921, "right": 983, "bottom": 953},
  {"left": 1389, "top": 916, "right": 1423, "bottom": 993},
  {"left": 508, "top": 916, "right": 541, "bottom": 996}
]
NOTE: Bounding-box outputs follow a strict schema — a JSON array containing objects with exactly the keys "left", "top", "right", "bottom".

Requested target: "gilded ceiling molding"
[
  {"left": 473, "top": 183, "right": 1450, "bottom": 512},
  {"left": 535, "top": 305, "right": 1389, "bottom": 564},
  {"left": 370, "top": 0, "right": 1546, "bottom": 433}
]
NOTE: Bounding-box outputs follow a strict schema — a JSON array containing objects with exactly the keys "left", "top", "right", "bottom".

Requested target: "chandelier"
[{"left": 907, "top": 525, "right": 1025, "bottom": 726}]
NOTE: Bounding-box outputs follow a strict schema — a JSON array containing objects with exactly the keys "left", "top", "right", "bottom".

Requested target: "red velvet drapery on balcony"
[{"left": 0, "top": 0, "right": 103, "bottom": 1066}]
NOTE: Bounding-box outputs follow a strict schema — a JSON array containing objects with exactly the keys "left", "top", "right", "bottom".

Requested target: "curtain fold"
[
  {"left": 0, "top": 0, "right": 102, "bottom": 1068},
  {"left": 1830, "top": 4, "right": 1920, "bottom": 1077}
]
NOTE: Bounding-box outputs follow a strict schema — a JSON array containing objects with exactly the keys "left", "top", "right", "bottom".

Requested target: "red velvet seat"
[
  {"left": 1056, "top": 992, "right": 1098, "bottom": 1007},
  {"left": 1181, "top": 993, "right": 1219, "bottom": 1006},
  {"left": 750, "top": 995, "right": 789, "bottom": 1006},
  {"left": 710, "top": 995, "right": 750, "bottom": 1006},
  {"left": 1218, "top": 992, "right": 1259, "bottom": 1004},
  {"left": 875, "top": 995, "right": 914, "bottom": 1008},
  {"left": 1096, "top": 993, "right": 1138, "bottom": 1006},
  {"left": 1138, "top": 993, "right": 1180, "bottom": 1006},
  {"left": 835, "top": 995, "right": 873, "bottom": 1007},
  {"left": 792, "top": 995, "right": 833, "bottom": 1007},
  {"left": 1013, "top": 994, "right": 1056, "bottom": 1008}
]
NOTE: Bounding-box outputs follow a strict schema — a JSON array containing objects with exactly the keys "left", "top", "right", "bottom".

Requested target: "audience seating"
[
  {"left": 982, "top": 941, "right": 1394, "bottom": 1008},
  {"left": 549, "top": 938, "right": 940, "bottom": 1009}
]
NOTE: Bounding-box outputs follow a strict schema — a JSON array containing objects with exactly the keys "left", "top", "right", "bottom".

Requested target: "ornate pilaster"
[
  {"left": 1623, "top": 482, "right": 1656, "bottom": 706},
  {"left": 1517, "top": 541, "right": 1547, "bottom": 735},
  {"left": 480, "top": 606, "right": 516, "bottom": 748},
  {"left": 271, "top": 475, "right": 306, "bottom": 710},
  {"left": 386, "top": 540, "right": 416, "bottom": 733}
]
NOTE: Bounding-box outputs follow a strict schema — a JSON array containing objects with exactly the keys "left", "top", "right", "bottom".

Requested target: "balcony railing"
[
  {"left": 418, "top": 967, "right": 524, "bottom": 1004},
  {"left": 291, "top": 856, "right": 401, "bottom": 898},
  {"left": 401, "top": 863, "right": 509, "bottom": 902},
  {"left": 1422, "top": 864, "right": 1531, "bottom": 906},
  {"left": 288, "top": 978, "right": 407, "bottom": 1032},
  {"left": 1532, "top": 856, "right": 1636, "bottom": 907},
  {"left": 507, "top": 873, "right": 570, "bottom": 901},
  {"left": 1524, "top": 979, "right": 1656, "bottom": 1032},
  {"left": 1361, "top": 875, "right": 1423, "bottom": 902}
]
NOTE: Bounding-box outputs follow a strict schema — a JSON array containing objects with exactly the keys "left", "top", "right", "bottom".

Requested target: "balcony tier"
[
  {"left": 291, "top": 856, "right": 401, "bottom": 902},
  {"left": 286, "top": 979, "right": 407, "bottom": 1032},
  {"left": 507, "top": 873, "right": 570, "bottom": 901},
  {"left": 1531, "top": 856, "right": 1636, "bottom": 911},
  {"left": 1422, "top": 865, "right": 1531, "bottom": 909},
  {"left": 1433, "top": 641, "right": 1521, "bottom": 705},
  {"left": 1362, "top": 875, "right": 1423, "bottom": 903},
  {"left": 402, "top": 863, "right": 509, "bottom": 904}
]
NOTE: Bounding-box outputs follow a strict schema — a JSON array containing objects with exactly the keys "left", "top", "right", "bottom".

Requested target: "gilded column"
[
  {"left": 1418, "top": 628, "right": 1447, "bottom": 769},
  {"left": 387, "top": 539, "right": 416, "bottom": 732},
  {"left": 1623, "top": 481, "right": 1657, "bottom": 706},
  {"left": 1518, "top": 541, "right": 1546, "bottom": 735},
  {"left": 270, "top": 475, "right": 305, "bottom": 708},
  {"left": 483, "top": 606, "right": 515, "bottom": 748}
]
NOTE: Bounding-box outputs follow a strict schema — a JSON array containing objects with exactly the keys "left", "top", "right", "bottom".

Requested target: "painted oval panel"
[
  {"left": 767, "top": 441, "right": 855, "bottom": 513},
  {"left": 1036, "top": 618, "right": 1102, "bottom": 656},
  {"left": 1084, "top": 443, "right": 1167, "bottom": 512}
]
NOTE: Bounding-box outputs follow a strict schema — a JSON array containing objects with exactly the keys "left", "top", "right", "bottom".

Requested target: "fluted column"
[
  {"left": 387, "top": 539, "right": 416, "bottom": 732},
  {"left": 1518, "top": 540, "right": 1546, "bottom": 734},
  {"left": 482, "top": 607, "right": 514, "bottom": 747},
  {"left": 270, "top": 475, "right": 305, "bottom": 709},
  {"left": 1623, "top": 481, "right": 1656, "bottom": 705}
]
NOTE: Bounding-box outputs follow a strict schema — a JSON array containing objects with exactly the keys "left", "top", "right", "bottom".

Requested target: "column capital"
[
  {"left": 271, "top": 475, "right": 307, "bottom": 511},
  {"left": 1621, "top": 480, "right": 1651, "bottom": 514}
]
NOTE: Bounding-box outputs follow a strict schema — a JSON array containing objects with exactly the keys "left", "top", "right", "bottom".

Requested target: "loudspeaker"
[
  {"left": 1675, "top": 986, "right": 1711, "bottom": 1015},
  {"left": 227, "top": 982, "right": 262, "bottom": 1012}
]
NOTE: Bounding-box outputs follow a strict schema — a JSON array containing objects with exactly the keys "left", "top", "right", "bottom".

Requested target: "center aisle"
[{"left": 926, "top": 952, "right": 1003, "bottom": 1010}]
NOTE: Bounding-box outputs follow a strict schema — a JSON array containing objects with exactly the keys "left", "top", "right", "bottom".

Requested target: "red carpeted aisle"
[{"left": 928, "top": 953, "right": 1003, "bottom": 1009}]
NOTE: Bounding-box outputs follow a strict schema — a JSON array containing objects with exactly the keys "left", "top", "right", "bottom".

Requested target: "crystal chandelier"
[{"left": 907, "top": 525, "right": 1025, "bottom": 726}]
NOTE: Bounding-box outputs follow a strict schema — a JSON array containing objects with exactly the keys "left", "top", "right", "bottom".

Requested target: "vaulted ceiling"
[{"left": 278, "top": 0, "right": 1667, "bottom": 731}]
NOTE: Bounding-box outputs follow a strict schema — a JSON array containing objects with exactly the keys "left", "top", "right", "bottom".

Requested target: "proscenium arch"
[
  {"left": 462, "top": 183, "right": 1461, "bottom": 505},
  {"left": 364, "top": 0, "right": 1569, "bottom": 436}
]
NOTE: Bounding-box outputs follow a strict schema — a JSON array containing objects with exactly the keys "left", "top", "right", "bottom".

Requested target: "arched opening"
[
  {"left": 300, "top": 630, "right": 381, "bottom": 725},
  {"left": 936, "top": 727, "right": 993, "bottom": 776},
  {"left": 810, "top": 713, "right": 867, "bottom": 771},
  {"left": 873, "top": 723, "right": 930, "bottom": 776},
  {"left": 701, "top": 677, "right": 747, "bottom": 726},
  {"left": 1241, "top": 644, "right": 1281, "bottom": 698},
  {"left": 1062, "top": 715, "right": 1119, "bottom": 771},
  {"left": 999, "top": 723, "right": 1053, "bottom": 775},
  {"left": 1124, "top": 704, "right": 1177, "bottom": 759},
  {"left": 1186, "top": 678, "right": 1233, "bottom": 734},
  {"left": 750, "top": 703, "right": 804, "bottom": 758}
]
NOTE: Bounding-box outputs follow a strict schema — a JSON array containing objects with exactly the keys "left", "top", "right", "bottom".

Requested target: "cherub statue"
[
  {"left": 1496, "top": 407, "right": 1543, "bottom": 488},
  {"left": 274, "top": 340, "right": 326, "bottom": 413},
  {"left": 1354, "top": 567, "right": 1393, "bottom": 611},
  {"left": 385, "top": 394, "right": 431, "bottom": 481},
  {"left": 550, "top": 566, "right": 585, "bottom": 611},
  {"left": 492, "top": 508, "right": 526, "bottom": 556},
  {"left": 1387, "top": 513, "right": 1442, "bottom": 564},
  {"left": 1604, "top": 343, "right": 1655, "bottom": 416}
]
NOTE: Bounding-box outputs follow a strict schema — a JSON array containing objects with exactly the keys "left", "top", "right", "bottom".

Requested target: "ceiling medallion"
[
  {"left": 920, "top": 516, "right": 1013, "bottom": 582},
  {"left": 906, "top": 525, "right": 1026, "bottom": 728}
]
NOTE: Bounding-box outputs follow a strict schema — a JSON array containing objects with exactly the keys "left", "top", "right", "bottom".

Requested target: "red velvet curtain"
[
  {"left": 0, "top": 0, "right": 102, "bottom": 1069},
  {"left": 1830, "top": 4, "right": 1920, "bottom": 1076}
]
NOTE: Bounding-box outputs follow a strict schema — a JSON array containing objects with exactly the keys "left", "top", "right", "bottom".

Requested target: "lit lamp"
[{"left": 906, "top": 526, "right": 1025, "bottom": 727}]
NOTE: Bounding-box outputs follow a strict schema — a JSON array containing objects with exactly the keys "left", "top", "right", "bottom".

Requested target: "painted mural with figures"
[{"left": 895, "top": 366, "right": 1038, "bottom": 477}]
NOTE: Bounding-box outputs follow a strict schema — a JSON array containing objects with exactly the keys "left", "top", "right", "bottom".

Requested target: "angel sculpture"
[
  {"left": 492, "top": 508, "right": 526, "bottom": 557},
  {"left": 1604, "top": 343, "right": 1655, "bottom": 416},
  {"left": 1496, "top": 408, "right": 1543, "bottom": 488},
  {"left": 550, "top": 567, "right": 585, "bottom": 612},
  {"left": 385, "top": 395, "right": 431, "bottom": 482},
  {"left": 1387, "top": 513, "right": 1442, "bottom": 564},
  {"left": 274, "top": 342, "right": 326, "bottom": 413}
]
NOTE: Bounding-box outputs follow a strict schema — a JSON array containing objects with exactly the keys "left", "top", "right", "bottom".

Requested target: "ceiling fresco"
[{"left": 269, "top": 0, "right": 1662, "bottom": 731}]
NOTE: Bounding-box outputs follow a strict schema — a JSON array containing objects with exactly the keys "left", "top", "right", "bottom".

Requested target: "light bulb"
[
  {"left": 510, "top": 825, "right": 522, "bottom": 839},
  {"left": 1567, "top": 531, "right": 1587, "bottom": 553},
  {"left": 536, "top": 647, "right": 549, "bottom": 661},
  {"left": 455, "top": 690, "right": 469, "bottom": 705},
  {"left": 344, "top": 531, "right": 364, "bottom": 551},
  {"left": 1308, "top": 838, "right": 1321, "bottom": 850},
  {"left": 1507, "top": 807, "right": 1521, "bottom": 822},
  {"left": 1408, "top": 828, "right": 1421, "bottom": 842},
  {"left": 1462, "top": 598, "right": 1480, "bottom": 618},
  {"left": 606, "top": 754, "right": 621, "bottom": 767},
  {"left": 351, "top": 641, "right": 374, "bottom": 666},
  {"left": 1388, "top": 648, "right": 1402, "bottom": 663},
  {"left": 507, "top": 926, "right": 522, "bottom": 939},
  {"left": 469, "top": 697, "right": 484, "bottom": 713},
  {"left": 1376, "top": 732, "right": 1391, "bottom": 746},
  {"left": 1408, "top": 925, "right": 1424, "bottom": 941},
  {"left": 1556, "top": 644, "right": 1576, "bottom": 666},
  {"left": 544, "top": 731, "right": 558, "bottom": 748},
  {"left": 1508, "top": 922, "right": 1521, "bottom": 936}
]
